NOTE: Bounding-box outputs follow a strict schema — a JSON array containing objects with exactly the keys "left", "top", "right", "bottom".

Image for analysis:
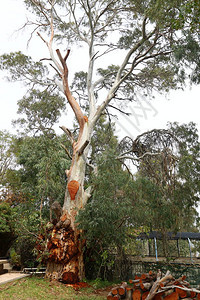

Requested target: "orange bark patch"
[
  {"left": 60, "top": 213, "right": 67, "bottom": 222},
  {"left": 62, "top": 271, "right": 79, "bottom": 284},
  {"left": 83, "top": 115, "right": 88, "bottom": 122},
  {"left": 65, "top": 282, "right": 90, "bottom": 291},
  {"left": 67, "top": 180, "right": 79, "bottom": 200}
]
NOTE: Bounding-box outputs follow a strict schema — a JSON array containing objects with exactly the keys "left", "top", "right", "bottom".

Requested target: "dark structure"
[{"left": 0, "top": 232, "right": 16, "bottom": 258}]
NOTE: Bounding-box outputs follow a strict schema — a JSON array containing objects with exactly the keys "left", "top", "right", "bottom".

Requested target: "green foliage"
[
  {"left": 78, "top": 154, "right": 131, "bottom": 247},
  {"left": 133, "top": 122, "right": 200, "bottom": 234},
  {"left": 174, "top": 31, "right": 200, "bottom": 84},
  {"left": 78, "top": 121, "right": 200, "bottom": 275},
  {"left": 78, "top": 149, "right": 136, "bottom": 278},
  {"left": 13, "top": 90, "right": 66, "bottom": 134},
  {"left": 13, "top": 134, "right": 69, "bottom": 219},
  {"left": 0, "top": 131, "right": 17, "bottom": 186},
  {"left": 168, "top": 122, "right": 200, "bottom": 209},
  {"left": 10, "top": 248, "right": 21, "bottom": 268},
  {"left": 90, "top": 277, "right": 112, "bottom": 289},
  {"left": 0, "top": 51, "right": 49, "bottom": 85},
  {"left": 89, "top": 116, "right": 118, "bottom": 165},
  {"left": 2, "top": 0, "right": 198, "bottom": 111},
  {"left": 0, "top": 201, "right": 16, "bottom": 233}
]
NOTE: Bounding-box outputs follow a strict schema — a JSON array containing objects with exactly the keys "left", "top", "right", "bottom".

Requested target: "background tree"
[
  {"left": 117, "top": 122, "right": 200, "bottom": 256},
  {"left": 77, "top": 122, "right": 200, "bottom": 278},
  {"left": 0, "top": 0, "right": 200, "bottom": 283},
  {"left": 0, "top": 131, "right": 17, "bottom": 187}
]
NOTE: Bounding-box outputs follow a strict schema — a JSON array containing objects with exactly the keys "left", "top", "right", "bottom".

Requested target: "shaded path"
[{"left": 0, "top": 272, "right": 30, "bottom": 285}]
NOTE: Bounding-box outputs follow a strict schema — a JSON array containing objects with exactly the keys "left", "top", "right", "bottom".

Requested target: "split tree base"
[{"left": 43, "top": 217, "right": 84, "bottom": 284}]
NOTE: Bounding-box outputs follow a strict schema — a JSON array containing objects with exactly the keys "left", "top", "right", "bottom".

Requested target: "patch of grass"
[
  {"left": 88, "top": 277, "right": 118, "bottom": 289},
  {"left": 0, "top": 276, "right": 109, "bottom": 300}
]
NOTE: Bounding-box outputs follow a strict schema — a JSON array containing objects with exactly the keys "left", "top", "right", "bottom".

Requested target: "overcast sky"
[{"left": 0, "top": 0, "right": 200, "bottom": 141}]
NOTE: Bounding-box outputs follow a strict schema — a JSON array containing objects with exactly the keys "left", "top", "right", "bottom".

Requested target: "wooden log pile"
[{"left": 107, "top": 270, "right": 200, "bottom": 300}]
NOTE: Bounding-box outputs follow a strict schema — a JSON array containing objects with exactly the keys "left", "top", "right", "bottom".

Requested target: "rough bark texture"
[{"left": 45, "top": 223, "right": 84, "bottom": 283}]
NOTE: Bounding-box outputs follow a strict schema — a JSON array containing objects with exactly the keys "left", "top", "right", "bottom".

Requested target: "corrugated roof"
[{"left": 137, "top": 231, "right": 200, "bottom": 240}]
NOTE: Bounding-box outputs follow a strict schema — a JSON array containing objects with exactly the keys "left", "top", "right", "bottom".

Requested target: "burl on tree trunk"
[{"left": 45, "top": 212, "right": 84, "bottom": 283}]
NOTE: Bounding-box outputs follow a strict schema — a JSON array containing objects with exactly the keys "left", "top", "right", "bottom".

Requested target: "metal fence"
[{"left": 112, "top": 258, "right": 200, "bottom": 288}]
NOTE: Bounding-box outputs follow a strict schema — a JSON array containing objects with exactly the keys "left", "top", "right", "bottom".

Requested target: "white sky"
[{"left": 0, "top": 0, "right": 200, "bottom": 140}]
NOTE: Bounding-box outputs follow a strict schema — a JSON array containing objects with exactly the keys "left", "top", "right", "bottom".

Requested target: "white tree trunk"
[{"left": 45, "top": 119, "right": 93, "bottom": 283}]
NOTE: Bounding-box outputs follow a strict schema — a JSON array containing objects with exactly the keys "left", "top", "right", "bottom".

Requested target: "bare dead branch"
[
  {"left": 108, "top": 104, "right": 131, "bottom": 116},
  {"left": 121, "top": 162, "right": 135, "bottom": 178},
  {"left": 64, "top": 49, "right": 71, "bottom": 61},
  {"left": 56, "top": 49, "right": 67, "bottom": 70},
  {"left": 37, "top": 32, "right": 48, "bottom": 46},
  {"left": 60, "top": 126, "right": 75, "bottom": 144},
  {"left": 40, "top": 58, "right": 52, "bottom": 62},
  {"left": 49, "top": 63, "right": 62, "bottom": 78},
  {"left": 61, "top": 144, "right": 72, "bottom": 160},
  {"left": 117, "top": 152, "right": 162, "bottom": 161},
  {"left": 142, "top": 17, "right": 147, "bottom": 39}
]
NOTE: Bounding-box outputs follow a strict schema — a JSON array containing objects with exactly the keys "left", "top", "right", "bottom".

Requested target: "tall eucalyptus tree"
[{"left": 1, "top": 0, "right": 199, "bottom": 283}]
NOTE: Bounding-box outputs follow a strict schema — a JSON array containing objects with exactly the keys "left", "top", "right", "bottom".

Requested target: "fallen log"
[
  {"left": 154, "top": 293, "right": 163, "bottom": 300},
  {"left": 164, "top": 291, "right": 179, "bottom": 300},
  {"left": 108, "top": 282, "right": 128, "bottom": 299},
  {"left": 145, "top": 270, "right": 162, "bottom": 300},
  {"left": 107, "top": 293, "right": 121, "bottom": 300},
  {"left": 118, "top": 282, "right": 127, "bottom": 298},
  {"left": 111, "top": 287, "right": 119, "bottom": 296},
  {"left": 132, "top": 288, "right": 142, "bottom": 300},
  {"left": 107, "top": 270, "right": 200, "bottom": 300},
  {"left": 161, "top": 285, "right": 200, "bottom": 295}
]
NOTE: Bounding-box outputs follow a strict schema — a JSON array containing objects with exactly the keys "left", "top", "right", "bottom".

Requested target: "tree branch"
[
  {"left": 117, "top": 152, "right": 162, "bottom": 161},
  {"left": 78, "top": 140, "right": 89, "bottom": 156},
  {"left": 61, "top": 144, "right": 72, "bottom": 160},
  {"left": 142, "top": 17, "right": 147, "bottom": 39},
  {"left": 55, "top": 49, "right": 85, "bottom": 143},
  {"left": 108, "top": 104, "right": 131, "bottom": 116},
  {"left": 60, "top": 126, "right": 75, "bottom": 144},
  {"left": 92, "top": 27, "right": 158, "bottom": 124}
]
